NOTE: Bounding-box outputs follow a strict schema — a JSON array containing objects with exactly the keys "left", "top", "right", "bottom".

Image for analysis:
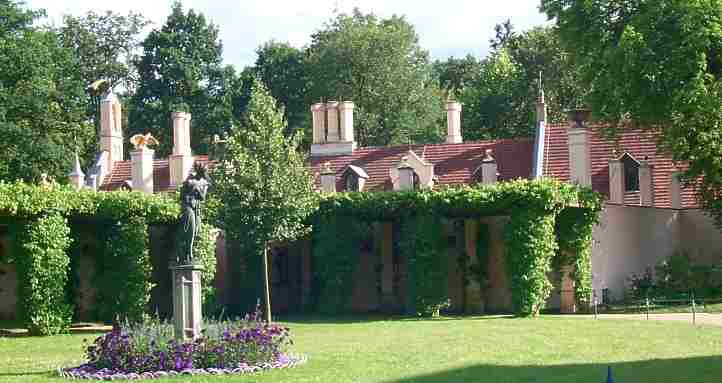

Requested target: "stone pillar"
[
  {"left": 608, "top": 159, "right": 624, "bottom": 204},
  {"left": 100, "top": 90, "right": 123, "bottom": 172},
  {"left": 446, "top": 101, "right": 462, "bottom": 144},
  {"left": 464, "top": 219, "right": 484, "bottom": 314},
  {"left": 560, "top": 264, "right": 577, "bottom": 314},
  {"left": 169, "top": 112, "right": 194, "bottom": 188},
  {"left": 326, "top": 101, "right": 340, "bottom": 142},
  {"left": 130, "top": 148, "right": 154, "bottom": 194},
  {"left": 380, "top": 222, "right": 395, "bottom": 312},
  {"left": 639, "top": 160, "right": 654, "bottom": 207},
  {"left": 171, "top": 264, "right": 203, "bottom": 341}
]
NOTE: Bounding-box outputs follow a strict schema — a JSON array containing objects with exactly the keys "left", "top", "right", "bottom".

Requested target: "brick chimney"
[
  {"left": 480, "top": 149, "right": 498, "bottom": 184},
  {"left": 131, "top": 147, "right": 154, "bottom": 194},
  {"left": 99, "top": 90, "right": 123, "bottom": 172},
  {"left": 608, "top": 156, "right": 624, "bottom": 204},
  {"left": 339, "top": 101, "right": 355, "bottom": 143},
  {"left": 311, "top": 103, "right": 325, "bottom": 144},
  {"left": 326, "top": 101, "right": 340, "bottom": 142},
  {"left": 639, "top": 158, "right": 654, "bottom": 207},
  {"left": 169, "top": 112, "right": 194, "bottom": 188},
  {"left": 320, "top": 162, "right": 336, "bottom": 193},
  {"left": 566, "top": 109, "right": 592, "bottom": 187},
  {"left": 446, "top": 101, "right": 462, "bottom": 144},
  {"left": 396, "top": 156, "right": 415, "bottom": 191}
]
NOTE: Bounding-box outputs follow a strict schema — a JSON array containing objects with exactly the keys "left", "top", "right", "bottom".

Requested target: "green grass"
[{"left": 2, "top": 316, "right": 722, "bottom": 382}]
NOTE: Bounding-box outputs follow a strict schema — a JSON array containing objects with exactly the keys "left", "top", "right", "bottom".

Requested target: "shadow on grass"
[
  {"left": 381, "top": 356, "right": 722, "bottom": 383},
  {"left": 0, "top": 371, "right": 54, "bottom": 378}
]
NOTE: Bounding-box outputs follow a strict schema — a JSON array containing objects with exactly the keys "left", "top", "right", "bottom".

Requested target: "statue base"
[{"left": 171, "top": 264, "right": 203, "bottom": 341}]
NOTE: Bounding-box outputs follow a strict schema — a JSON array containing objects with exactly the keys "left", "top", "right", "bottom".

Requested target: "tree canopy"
[
  {"left": 305, "top": 9, "right": 443, "bottom": 146},
  {"left": 541, "top": 0, "right": 722, "bottom": 227},
  {"left": 129, "top": 1, "right": 235, "bottom": 156},
  {"left": 0, "top": 0, "right": 93, "bottom": 183}
]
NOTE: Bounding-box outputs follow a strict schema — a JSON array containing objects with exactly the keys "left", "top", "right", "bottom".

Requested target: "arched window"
[{"left": 621, "top": 154, "right": 640, "bottom": 192}]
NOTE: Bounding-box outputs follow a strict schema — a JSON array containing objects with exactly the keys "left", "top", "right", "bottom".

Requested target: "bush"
[
  {"left": 626, "top": 267, "right": 655, "bottom": 300},
  {"left": 655, "top": 252, "right": 721, "bottom": 297},
  {"left": 83, "top": 306, "right": 291, "bottom": 374}
]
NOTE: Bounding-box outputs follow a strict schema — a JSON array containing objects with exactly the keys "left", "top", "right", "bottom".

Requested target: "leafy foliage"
[
  {"left": 15, "top": 213, "right": 73, "bottom": 335},
  {"left": 95, "top": 217, "right": 152, "bottom": 323},
  {"left": 305, "top": 9, "right": 443, "bottom": 146},
  {"left": 399, "top": 214, "right": 449, "bottom": 317},
  {"left": 0, "top": 1, "right": 94, "bottom": 183},
  {"left": 194, "top": 222, "right": 219, "bottom": 313},
  {"left": 129, "top": 1, "right": 235, "bottom": 156},
  {"left": 0, "top": 181, "right": 180, "bottom": 333},
  {"left": 541, "top": 0, "right": 722, "bottom": 229},
  {"left": 312, "top": 179, "right": 601, "bottom": 316}
]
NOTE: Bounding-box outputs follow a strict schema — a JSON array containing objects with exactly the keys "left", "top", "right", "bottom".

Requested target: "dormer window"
[
  {"left": 621, "top": 153, "right": 640, "bottom": 192},
  {"left": 341, "top": 164, "right": 369, "bottom": 192}
]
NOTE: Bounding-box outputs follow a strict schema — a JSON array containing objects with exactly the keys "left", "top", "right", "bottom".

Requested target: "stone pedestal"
[{"left": 171, "top": 264, "right": 203, "bottom": 341}]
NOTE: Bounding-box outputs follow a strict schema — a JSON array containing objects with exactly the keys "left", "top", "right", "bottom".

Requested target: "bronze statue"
[{"left": 177, "top": 163, "right": 209, "bottom": 265}]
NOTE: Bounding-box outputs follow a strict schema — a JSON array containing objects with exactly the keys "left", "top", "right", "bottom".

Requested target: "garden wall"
[{"left": 591, "top": 204, "right": 721, "bottom": 301}]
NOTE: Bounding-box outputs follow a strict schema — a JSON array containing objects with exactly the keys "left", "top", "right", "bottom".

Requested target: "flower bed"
[{"left": 59, "top": 309, "right": 306, "bottom": 380}]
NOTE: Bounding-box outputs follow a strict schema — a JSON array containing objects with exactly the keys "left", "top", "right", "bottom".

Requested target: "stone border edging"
[{"left": 57, "top": 354, "right": 307, "bottom": 380}]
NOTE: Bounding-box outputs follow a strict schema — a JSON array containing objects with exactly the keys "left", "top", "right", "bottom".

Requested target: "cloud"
[{"left": 27, "top": 0, "right": 549, "bottom": 69}]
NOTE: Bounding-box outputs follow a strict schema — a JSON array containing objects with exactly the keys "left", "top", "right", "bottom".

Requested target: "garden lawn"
[{"left": 1, "top": 316, "right": 722, "bottom": 383}]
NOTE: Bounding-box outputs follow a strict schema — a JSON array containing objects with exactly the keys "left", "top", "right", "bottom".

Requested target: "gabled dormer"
[
  {"left": 389, "top": 150, "right": 434, "bottom": 190},
  {"left": 342, "top": 165, "right": 369, "bottom": 192}
]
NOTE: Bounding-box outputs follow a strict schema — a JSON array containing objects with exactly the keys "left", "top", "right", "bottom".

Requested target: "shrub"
[
  {"left": 626, "top": 267, "right": 655, "bottom": 300},
  {"left": 655, "top": 252, "right": 721, "bottom": 297},
  {"left": 83, "top": 306, "right": 292, "bottom": 374}
]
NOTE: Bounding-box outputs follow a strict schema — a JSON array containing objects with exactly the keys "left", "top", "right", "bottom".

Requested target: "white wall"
[{"left": 591, "top": 204, "right": 682, "bottom": 301}]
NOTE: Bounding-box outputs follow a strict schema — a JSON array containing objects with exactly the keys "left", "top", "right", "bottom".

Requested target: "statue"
[
  {"left": 129, "top": 133, "right": 160, "bottom": 150},
  {"left": 176, "top": 162, "right": 209, "bottom": 265}
]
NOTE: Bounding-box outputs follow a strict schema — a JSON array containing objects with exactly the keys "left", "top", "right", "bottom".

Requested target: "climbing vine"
[
  {"left": 310, "top": 214, "right": 369, "bottom": 314},
  {"left": 312, "top": 178, "right": 602, "bottom": 317},
  {"left": 399, "top": 214, "right": 448, "bottom": 317},
  {"left": 0, "top": 181, "right": 180, "bottom": 334},
  {"left": 16, "top": 214, "right": 73, "bottom": 335}
]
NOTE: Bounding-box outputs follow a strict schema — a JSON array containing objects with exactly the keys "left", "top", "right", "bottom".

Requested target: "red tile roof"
[
  {"left": 101, "top": 155, "right": 210, "bottom": 193},
  {"left": 542, "top": 123, "right": 699, "bottom": 208},
  {"left": 308, "top": 140, "right": 535, "bottom": 191}
]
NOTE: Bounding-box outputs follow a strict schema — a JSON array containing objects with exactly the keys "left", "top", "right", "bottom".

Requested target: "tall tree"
[
  {"left": 541, "top": 0, "right": 722, "bottom": 227},
  {"left": 211, "top": 79, "right": 318, "bottom": 322},
  {"left": 305, "top": 9, "right": 443, "bottom": 146},
  {"left": 129, "top": 1, "right": 233, "bottom": 156},
  {"left": 0, "top": 0, "right": 93, "bottom": 183},
  {"left": 432, "top": 54, "right": 483, "bottom": 97},
  {"left": 254, "top": 41, "right": 308, "bottom": 138},
  {"left": 59, "top": 10, "right": 149, "bottom": 93}
]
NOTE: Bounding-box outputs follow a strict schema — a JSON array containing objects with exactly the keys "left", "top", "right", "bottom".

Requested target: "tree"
[
  {"left": 0, "top": 0, "right": 94, "bottom": 183},
  {"left": 458, "top": 24, "right": 584, "bottom": 140},
  {"left": 541, "top": 0, "right": 722, "bottom": 228},
  {"left": 129, "top": 1, "right": 234, "bottom": 156},
  {"left": 305, "top": 9, "right": 443, "bottom": 146},
  {"left": 211, "top": 79, "right": 318, "bottom": 322},
  {"left": 59, "top": 10, "right": 149, "bottom": 138},
  {"left": 254, "top": 41, "right": 308, "bottom": 138},
  {"left": 432, "top": 54, "right": 483, "bottom": 97}
]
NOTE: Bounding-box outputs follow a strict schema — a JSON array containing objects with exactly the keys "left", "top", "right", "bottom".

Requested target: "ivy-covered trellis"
[
  {"left": 0, "top": 181, "right": 216, "bottom": 335},
  {"left": 309, "top": 178, "right": 602, "bottom": 317}
]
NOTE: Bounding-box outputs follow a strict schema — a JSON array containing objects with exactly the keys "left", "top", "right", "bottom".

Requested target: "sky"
[{"left": 26, "top": 0, "right": 550, "bottom": 70}]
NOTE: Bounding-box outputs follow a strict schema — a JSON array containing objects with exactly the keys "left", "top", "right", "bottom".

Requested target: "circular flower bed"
[{"left": 58, "top": 309, "right": 306, "bottom": 380}]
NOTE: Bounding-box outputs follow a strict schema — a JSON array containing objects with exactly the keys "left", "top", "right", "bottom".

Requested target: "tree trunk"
[{"left": 262, "top": 243, "right": 272, "bottom": 323}]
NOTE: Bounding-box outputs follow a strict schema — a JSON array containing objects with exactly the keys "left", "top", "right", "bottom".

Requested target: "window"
[
  {"left": 621, "top": 154, "right": 640, "bottom": 192},
  {"left": 344, "top": 173, "right": 359, "bottom": 192},
  {"left": 412, "top": 172, "right": 420, "bottom": 190}
]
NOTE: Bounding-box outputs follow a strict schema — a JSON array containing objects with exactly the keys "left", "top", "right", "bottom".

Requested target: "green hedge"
[
  {"left": 310, "top": 178, "right": 602, "bottom": 317},
  {"left": 0, "top": 181, "right": 185, "bottom": 334},
  {"left": 16, "top": 213, "right": 73, "bottom": 335}
]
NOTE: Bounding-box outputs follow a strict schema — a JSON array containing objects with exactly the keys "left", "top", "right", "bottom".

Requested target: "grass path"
[{"left": 1, "top": 316, "right": 722, "bottom": 382}]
